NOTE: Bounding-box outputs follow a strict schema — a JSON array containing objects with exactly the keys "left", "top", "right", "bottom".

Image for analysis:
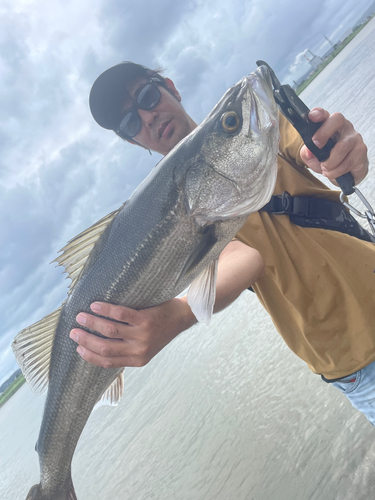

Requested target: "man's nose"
[{"left": 138, "top": 108, "right": 158, "bottom": 127}]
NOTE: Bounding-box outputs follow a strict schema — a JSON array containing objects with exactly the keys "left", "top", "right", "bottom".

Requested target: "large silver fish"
[{"left": 12, "top": 66, "right": 279, "bottom": 500}]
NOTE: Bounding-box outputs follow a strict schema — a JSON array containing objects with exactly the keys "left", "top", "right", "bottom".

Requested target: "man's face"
[{"left": 122, "top": 77, "right": 197, "bottom": 156}]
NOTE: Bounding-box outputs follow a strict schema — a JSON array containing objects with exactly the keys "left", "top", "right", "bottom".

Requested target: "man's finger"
[
  {"left": 322, "top": 147, "right": 367, "bottom": 182},
  {"left": 320, "top": 136, "right": 355, "bottom": 172},
  {"left": 75, "top": 343, "right": 137, "bottom": 369},
  {"left": 90, "top": 301, "right": 140, "bottom": 325},
  {"left": 75, "top": 312, "right": 129, "bottom": 339},
  {"left": 70, "top": 328, "right": 126, "bottom": 355},
  {"left": 299, "top": 145, "right": 322, "bottom": 174},
  {"left": 308, "top": 107, "right": 329, "bottom": 123},
  {"left": 311, "top": 112, "right": 346, "bottom": 149},
  {"left": 70, "top": 328, "right": 153, "bottom": 368}
]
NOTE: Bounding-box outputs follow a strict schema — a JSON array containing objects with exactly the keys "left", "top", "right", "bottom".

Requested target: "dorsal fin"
[
  {"left": 11, "top": 305, "right": 64, "bottom": 394},
  {"left": 52, "top": 208, "right": 121, "bottom": 289},
  {"left": 94, "top": 371, "right": 125, "bottom": 410}
]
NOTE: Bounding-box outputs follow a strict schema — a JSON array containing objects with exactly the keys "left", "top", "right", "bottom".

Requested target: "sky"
[{"left": 1, "top": 0, "right": 374, "bottom": 387}]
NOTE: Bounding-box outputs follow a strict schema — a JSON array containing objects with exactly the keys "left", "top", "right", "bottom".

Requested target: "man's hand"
[
  {"left": 299, "top": 107, "right": 368, "bottom": 186},
  {"left": 69, "top": 241, "right": 264, "bottom": 369},
  {"left": 70, "top": 298, "right": 196, "bottom": 369}
]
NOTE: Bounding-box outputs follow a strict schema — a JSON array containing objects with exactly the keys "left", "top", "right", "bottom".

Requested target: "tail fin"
[{"left": 25, "top": 479, "right": 77, "bottom": 500}]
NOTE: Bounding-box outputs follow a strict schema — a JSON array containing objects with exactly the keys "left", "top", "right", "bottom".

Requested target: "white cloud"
[
  {"left": 290, "top": 50, "right": 310, "bottom": 72},
  {"left": 0, "top": 0, "right": 373, "bottom": 385}
]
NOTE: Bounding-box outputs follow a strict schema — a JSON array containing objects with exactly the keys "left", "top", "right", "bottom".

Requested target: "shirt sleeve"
[{"left": 278, "top": 112, "right": 306, "bottom": 169}]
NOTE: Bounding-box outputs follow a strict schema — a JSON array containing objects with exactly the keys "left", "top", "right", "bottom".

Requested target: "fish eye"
[{"left": 221, "top": 112, "right": 241, "bottom": 133}]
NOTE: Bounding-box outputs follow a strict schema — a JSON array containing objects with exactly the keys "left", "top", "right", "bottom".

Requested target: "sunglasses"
[{"left": 117, "top": 79, "right": 163, "bottom": 139}]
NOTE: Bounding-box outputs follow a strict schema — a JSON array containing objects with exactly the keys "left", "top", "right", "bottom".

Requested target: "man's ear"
[{"left": 164, "top": 78, "right": 181, "bottom": 102}]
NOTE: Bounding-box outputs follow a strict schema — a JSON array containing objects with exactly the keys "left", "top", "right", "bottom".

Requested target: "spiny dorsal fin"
[
  {"left": 187, "top": 259, "right": 218, "bottom": 325},
  {"left": 11, "top": 305, "right": 64, "bottom": 394},
  {"left": 94, "top": 371, "right": 125, "bottom": 410},
  {"left": 52, "top": 207, "right": 121, "bottom": 289}
]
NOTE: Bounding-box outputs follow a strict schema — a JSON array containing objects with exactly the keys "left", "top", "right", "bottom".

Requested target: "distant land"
[
  {"left": 0, "top": 368, "right": 21, "bottom": 394},
  {"left": 296, "top": 8, "right": 375, "bottom": 94},
  {"left": 0, "top": 369, "right": 25, "bottom": 408}
]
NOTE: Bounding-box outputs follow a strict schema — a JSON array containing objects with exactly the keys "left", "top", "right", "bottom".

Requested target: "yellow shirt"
[{"left": 236, "top": 114, "right": 375, "bottom": 379}]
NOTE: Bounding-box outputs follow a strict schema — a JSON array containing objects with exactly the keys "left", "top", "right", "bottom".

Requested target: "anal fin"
[{"left": 94, "top": 371, "right": 125, "bottom": 410}]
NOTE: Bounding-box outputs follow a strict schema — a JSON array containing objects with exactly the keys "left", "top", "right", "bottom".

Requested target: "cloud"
[
  {"left": 1, "top": 0, "right": 373, "bottom": 386},
  {"left": 153, "top": 0, "right": 334, "bottom": 117},
  {"left": 99, "top": 0, "right": 197, "bottom": 64},
  {"left": 285, "top": 50, "right": 313, "bottom": 81}
]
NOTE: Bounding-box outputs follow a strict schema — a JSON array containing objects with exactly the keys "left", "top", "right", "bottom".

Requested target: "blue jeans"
[{"left": 322, "top": 359, "right": 375, "bottom": 426}]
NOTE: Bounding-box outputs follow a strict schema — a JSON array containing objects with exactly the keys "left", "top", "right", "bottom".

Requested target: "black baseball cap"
[{"left": 89, "top": 61, "right": 163, "bottom": 131}]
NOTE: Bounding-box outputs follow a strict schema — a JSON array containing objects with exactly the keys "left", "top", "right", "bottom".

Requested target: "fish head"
[{"left": 175, "top": 65, "right": 280, "bottom": 222}]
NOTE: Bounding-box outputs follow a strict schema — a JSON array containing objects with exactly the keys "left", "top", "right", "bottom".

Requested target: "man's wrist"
[{"left": 175, "top": 296, "right": 198, "bottom": 329}]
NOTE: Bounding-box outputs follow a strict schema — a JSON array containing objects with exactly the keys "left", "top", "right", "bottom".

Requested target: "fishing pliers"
[{"left": 256, "top": 60, "right": 375, "bottom": 235}]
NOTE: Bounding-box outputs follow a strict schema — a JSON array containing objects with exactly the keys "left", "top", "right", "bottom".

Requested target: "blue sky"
[{"left": 1, "top": 0, "right": 374, "bottom": 387}]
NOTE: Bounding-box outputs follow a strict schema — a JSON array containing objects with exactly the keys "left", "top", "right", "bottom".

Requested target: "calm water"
[{"left": 1, "top": 18, "right": 375, "bottom": 500}]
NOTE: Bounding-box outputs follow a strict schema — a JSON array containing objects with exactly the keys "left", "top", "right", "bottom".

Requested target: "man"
[{"left": 70, "top": 62, "right": 375, "bottom": 423}]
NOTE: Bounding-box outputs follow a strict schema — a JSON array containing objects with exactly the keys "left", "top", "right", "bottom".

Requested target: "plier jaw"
[
  {"left": 256, "top": 60, "right": 352, "bottom": 195},
  {"left": 256, "top": 61, "right": 336, "bottom": 160},
  {"left": 257, "top": 60, "right": 310, "bottom": 123}
]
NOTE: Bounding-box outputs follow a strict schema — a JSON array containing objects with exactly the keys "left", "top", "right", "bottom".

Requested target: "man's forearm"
[
  {"left": 213, "top": 240, "right": 264, "bottom": 313},
  {"left": 180, "top": 240, "right": 263, "bottom": 316}
]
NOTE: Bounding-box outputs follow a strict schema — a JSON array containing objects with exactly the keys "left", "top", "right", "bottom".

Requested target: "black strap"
[
  {"left": 247, "top": 192, "right": 375, "bottom": 292},
  {"left": 260, "top": 192, "right": 375, "bottom": 244}
]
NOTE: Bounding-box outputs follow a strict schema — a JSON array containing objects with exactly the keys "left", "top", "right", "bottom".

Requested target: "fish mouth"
[
  {"left": 252, "top": 64, "right": 274, "bottom": 87},
  {"left": 237, "top": 64, "right": 278, "bottom": 135},
  {"left": 227, "top": 64, "right": 275, "bottom": 117},
  {"left": 244, "top": 65, "right": 274, "bottom": 104}
]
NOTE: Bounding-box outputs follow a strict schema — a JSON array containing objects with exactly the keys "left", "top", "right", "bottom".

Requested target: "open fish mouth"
[
  {"left": 247, "top": 64, "right": 274, "bottom": 101},
  {"left": 235, "top": 65, "right": 278, "bottom": 138}
]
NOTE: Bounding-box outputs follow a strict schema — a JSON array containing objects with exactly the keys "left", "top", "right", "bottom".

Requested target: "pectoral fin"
[{"left": 187, "top": 259, "right": 218, "bottom": 325}]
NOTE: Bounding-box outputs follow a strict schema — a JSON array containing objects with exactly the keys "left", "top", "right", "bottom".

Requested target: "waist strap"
[{"left": 260, "top": 192, "right": 375, "bottom": 244}]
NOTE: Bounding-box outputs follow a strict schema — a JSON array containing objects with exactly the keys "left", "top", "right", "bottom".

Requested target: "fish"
[{"left": 12, "top": 65, "right": 279, "bottom": 500}]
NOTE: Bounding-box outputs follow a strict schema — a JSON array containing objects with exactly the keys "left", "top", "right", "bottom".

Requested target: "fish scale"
[{"left": 13, "top": 66, "right": 279, "bottom": 499}]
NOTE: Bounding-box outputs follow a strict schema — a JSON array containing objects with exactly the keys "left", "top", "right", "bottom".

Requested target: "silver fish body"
[{"left": 13, "top": 66, "right": 279, "bottom": 500}]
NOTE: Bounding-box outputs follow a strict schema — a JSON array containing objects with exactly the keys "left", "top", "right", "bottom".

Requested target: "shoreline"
[
  {"left": 0, "top": 374, "right": 26, "bottom": 409},
  {"left": 296, "top": 13, "right": 375, "bottom": 95}
]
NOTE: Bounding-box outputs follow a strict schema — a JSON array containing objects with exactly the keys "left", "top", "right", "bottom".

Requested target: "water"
[{"left": 1, "top": 18, "right": 375, "bottom": 500}]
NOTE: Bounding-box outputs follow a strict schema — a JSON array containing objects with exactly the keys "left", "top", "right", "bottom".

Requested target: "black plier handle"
[
  {"left": 256, "top": 60, "right": 355, "bottom": 196},
  {"left": 256, "top": 60, "right": 375, "bottom": 235}
]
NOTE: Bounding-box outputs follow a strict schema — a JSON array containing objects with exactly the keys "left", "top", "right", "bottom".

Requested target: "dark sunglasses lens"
[
  {"left": 119, "top": 111, "right": 141, "bottom": 138},
  {"left": 137, "top": 83, "right": 161, "bottom": 110}
]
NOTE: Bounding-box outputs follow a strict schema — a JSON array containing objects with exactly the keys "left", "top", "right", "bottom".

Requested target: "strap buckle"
[{"left": 271, "top": 191, "right": 293, "bottom": 215}]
